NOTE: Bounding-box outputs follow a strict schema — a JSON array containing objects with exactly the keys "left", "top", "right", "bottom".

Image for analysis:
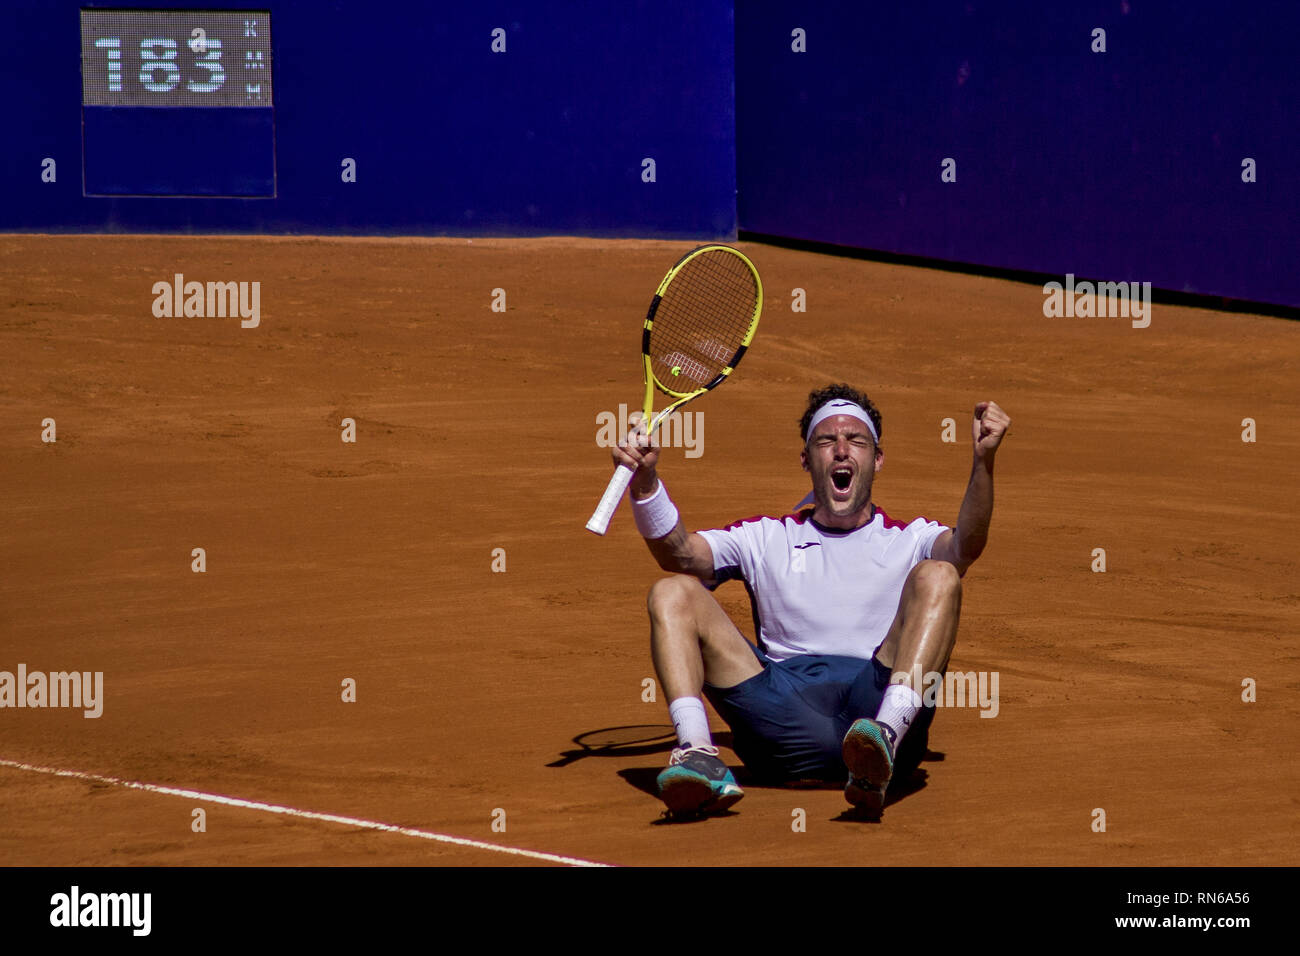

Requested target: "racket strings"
[{"left": 650, "top": 250, "right": 758, "bottom": 391}]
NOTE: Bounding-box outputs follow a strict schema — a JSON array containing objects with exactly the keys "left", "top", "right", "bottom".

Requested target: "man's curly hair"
[{"left": 798, "top": 384, "right": 883, "bottom": 444}]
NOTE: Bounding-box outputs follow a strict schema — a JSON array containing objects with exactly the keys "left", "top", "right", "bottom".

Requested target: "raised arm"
[
  {"left": 613, "top": 417, "right": 716, "bottom": 581},
  {"left": 931, "top": 401, "right": 1011, "bottom": 576}
]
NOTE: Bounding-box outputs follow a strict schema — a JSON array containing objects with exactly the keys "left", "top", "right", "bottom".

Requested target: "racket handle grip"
[{"left": 586, "top": 464, "right": 636, "bottom": 535}]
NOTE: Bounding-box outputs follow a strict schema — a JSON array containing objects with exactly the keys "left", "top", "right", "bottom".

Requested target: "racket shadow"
[{"left": 546, "top": 724, "right": 684, "bottom": 769}]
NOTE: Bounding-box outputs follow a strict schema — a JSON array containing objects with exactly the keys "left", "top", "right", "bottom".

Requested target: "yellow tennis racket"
[{"left": 586, "top": 244, "right": 763, "bottom": 535}]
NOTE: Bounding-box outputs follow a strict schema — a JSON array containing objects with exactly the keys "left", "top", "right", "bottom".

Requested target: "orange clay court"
[{"left": 0, "top": 235, "right": 1297, "bottom": 866}]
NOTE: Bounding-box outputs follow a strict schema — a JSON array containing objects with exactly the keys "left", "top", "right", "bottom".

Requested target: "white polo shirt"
[{"left": 697, "top": 505, "right": 949, "bottom": 663}]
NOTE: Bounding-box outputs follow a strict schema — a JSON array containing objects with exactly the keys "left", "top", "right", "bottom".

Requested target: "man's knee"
[
  {"left": 909, "top": 559, "right": 962, "bottom": 604},
  {"left": 646, "top": 573, "right": 705, "bottom": 619}
]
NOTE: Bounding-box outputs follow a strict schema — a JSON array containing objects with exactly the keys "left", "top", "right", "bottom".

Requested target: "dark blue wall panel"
[
  {"left": 8, "top": 1, "right": 1296, "bottom": 308},
  {"left": 736, "top": 1, "right": 1299, "bottom": 308},
  {"left": 1, "top": 1, "right": 736, "bottom": 237},
  {"left": 84, "top": 108, "right": 275, "bottom": 196}
]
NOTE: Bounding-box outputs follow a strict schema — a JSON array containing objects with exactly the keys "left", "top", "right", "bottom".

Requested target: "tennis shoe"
[
  {"left": 656, "top": 744, "right": 744, "bottom": 816},
  {"left": 843, "top": 718, "right": 897, "bottom": 814}
]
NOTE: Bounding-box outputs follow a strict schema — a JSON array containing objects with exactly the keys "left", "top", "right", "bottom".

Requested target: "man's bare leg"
[
  {"left": 874, "top": 559, "right": 963, "bottom": 693},
  {"left": 646, "top": 574, "right": 760, "bottom": 814},
  {"left": 844, "top": 559, "right": 962, "bottom": 812},
  {"left": 647, "top": 574, "right": 763, "bottom": 704}
]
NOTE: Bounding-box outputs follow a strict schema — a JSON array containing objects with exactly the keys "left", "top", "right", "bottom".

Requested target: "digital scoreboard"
[
  {"left": 79, "top": 10, "right": 276, "bottom": 195},
  {"left": 80, "top": 9, "right": 273, "bottom": 107}
]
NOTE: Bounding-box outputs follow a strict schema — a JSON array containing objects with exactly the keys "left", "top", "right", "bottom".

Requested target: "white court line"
[{"left": 0, "top": 757, "right": 610, "bottom": 868}]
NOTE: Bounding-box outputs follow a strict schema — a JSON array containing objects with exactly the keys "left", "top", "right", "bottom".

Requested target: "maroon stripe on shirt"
[
  {"left": 876, "top": 506, "right": 939, "bottom": 530},
  {"left": 719, "top": 509, "right": 812, "bottom": 532}
]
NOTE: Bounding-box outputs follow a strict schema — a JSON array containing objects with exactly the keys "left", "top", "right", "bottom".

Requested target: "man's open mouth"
[{"left": 831, "top": 466, "right": 853, "bottom": 493}]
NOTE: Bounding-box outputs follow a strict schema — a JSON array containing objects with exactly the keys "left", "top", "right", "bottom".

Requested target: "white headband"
[{"left": 806, "top": 399, "right": 879, "bottom": 443}]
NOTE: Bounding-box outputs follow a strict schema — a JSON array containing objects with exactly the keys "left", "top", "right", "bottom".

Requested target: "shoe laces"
[{"left": 669, "top": 744, "right": 720, "bottom": 765}]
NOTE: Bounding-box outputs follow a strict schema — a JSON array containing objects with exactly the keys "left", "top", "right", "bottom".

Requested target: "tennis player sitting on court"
[{"left": 612, "top": 384, "right": 1010, "bottom": 816}]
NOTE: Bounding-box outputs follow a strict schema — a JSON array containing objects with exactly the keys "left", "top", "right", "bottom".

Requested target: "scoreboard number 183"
[{"left": 80, "top": 10, "right": 273, "bottom": 108}]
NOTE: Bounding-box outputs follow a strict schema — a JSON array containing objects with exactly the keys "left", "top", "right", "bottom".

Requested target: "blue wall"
[
  {"left": 736, "top": 1, "right": 1300, "bottom": 308},
  {"left": 5, "top": 1, "right": 1297, "bottom": 309},
  {"left": 1, "top": 1, "right": 737, "bottom": 237}
]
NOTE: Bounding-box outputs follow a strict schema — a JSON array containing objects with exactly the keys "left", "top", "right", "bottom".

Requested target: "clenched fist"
[{"left": 972, "top": 401, "right": 1010, "bottom": 460}]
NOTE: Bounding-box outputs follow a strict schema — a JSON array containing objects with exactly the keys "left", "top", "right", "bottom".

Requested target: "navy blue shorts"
[{"left": 703, "top": 643, "right": 936, "bottom": 783}]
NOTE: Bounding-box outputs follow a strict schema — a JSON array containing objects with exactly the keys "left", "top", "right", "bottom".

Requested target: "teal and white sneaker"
[
  {"left": 656, "top": 745, "right": 744, "bottom": 816},
  {"left": 842, "top": 718, "right": 896, "bottom": 814}
]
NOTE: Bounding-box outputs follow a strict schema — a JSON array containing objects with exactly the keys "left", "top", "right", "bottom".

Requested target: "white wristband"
[{"left": 632, "top": 481, "right": 680, "bottom": 539}]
